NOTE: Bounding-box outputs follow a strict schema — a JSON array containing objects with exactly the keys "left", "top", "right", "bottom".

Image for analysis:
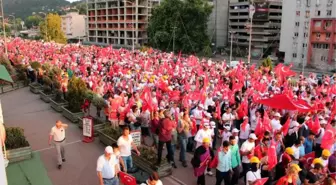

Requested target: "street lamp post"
[
  {"left": 248, "top": 0, "right": 255, "bottom": 65},
  {"left": 229, "top": 31, "right": 236, "bottom": 65},
  {"left": 0, "top": 0, "right": 8, "bottom": 56}
]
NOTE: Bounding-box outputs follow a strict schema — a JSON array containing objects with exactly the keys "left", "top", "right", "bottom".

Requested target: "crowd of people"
[{"left": 2, "top": 37, "right": 336, "bottom": 185}]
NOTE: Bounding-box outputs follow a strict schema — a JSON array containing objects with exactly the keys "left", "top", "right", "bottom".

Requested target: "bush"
[
  {"left": 102, "top": 126, "right": 122, "bottom": 140},
  {"left": 5, "top": 127, "right": 30, "bottom": 150},
  {"left": 30, "top": 61, "right": 41, "bottom": 70},
  {"left": 85, "top": 90, "right": 95, "bottom": 102},
  {"left": 42, "top": 63, "right": 51, "bottom": 73},
  {"left": 92, "top": 94, "right": 106, "bottom": 110},
  {"left": 261, "top": 57, "right": 273, "bottom": 71},
  {"left": 54, "top": 89, "right": 64, "bottom": 102},
  {"left": 0, "top": 55, "right": 15, "bottom": 75},
  {"left": 42, "top": 76, "right": 52, "bottom": 86},
  {"left": 43, "top": 85, "right": 52, "bottom": 94},
  {"left": 15, "top": 64, "right": 28, "bottom": 82},
  {"left": 66, "top": 77, "right": 87, "bottom": 112}
]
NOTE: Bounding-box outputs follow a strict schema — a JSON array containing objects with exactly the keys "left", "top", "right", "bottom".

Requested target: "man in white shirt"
[
  {"left": 192, "top": 104, "right": 204, "bottom": 130},
  {"left": 239, "top": 117, "right": 250, "bottom": 147},
  {"left": 48, "top": 120, "right": 68, "bottom": 169},
  {"left": 315, "top": 120, "right": 327, "bottom": 157},
  {"left": 271, "top": 112, "right": 282, "bottom": 132},
  {"left": 97, "top": 146, "right": 119, "bottom": 185},
  {"left": 194, "top": 121, "right": 214, "bottom": 149},
  {"left": 240, "top": 133, "right": 257, "bottom": 179},
  {"left": 117, "top": 127, "right": 140, "bottom": 172},
  {"left": 291, "top": 138, "right": 304, "bottom": 160},
  {"left": 221, "top": 125, "right": 232, "bottom": 142},
  {"left": 222, "top": 107, "right": 235, "bottom": 128}
]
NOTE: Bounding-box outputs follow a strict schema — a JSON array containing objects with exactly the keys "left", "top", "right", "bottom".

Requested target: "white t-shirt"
[
  {"left": 246, "top": 170, "right": 261, "bottom": 185},
  {"left": 117, "top": 135, "right": 133, "bottom": 157},
  {"left": 271, "top": 119, "right": 282, "bottom": 132},
  {"left": 291, "top": 145, "right": 300, "bottom": 160},
  {"left": 50, "top": 126, "right": 65, "bottom": 142},
  {"left": 194, "top": 129, "right": 213, "bottom": 148},
  {"left": 315, "top": 128, "right": 325, "bottom": 144},
  {"left": 240, "top": 140, "right": 255, "bottom": 163},
  {"left": 222, "top": 113, "right": 235, "bottom": 126},
  {"left": 221, "top": 131, "right": 232, "bottom": 142},
  {"left": 192, "top": 109, "right": 203, "bottom": 125},
  {"left": 96, "top": 154, "right": 118, "bottom": 179},
  {"left": 239, "top": 124, "right": 250, "bottom": 140}
]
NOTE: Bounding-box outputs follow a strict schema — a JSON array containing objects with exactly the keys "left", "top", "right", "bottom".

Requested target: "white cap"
[
  {"left": 318, "top": 115, "right": 324, "bottom": 120},
  {"left": 224, "top": 126, "right": 230, "bottom": 130},
  {"left": 320, "top": 119, "right": 327, "bottom": 124},
  {"left": 249, "top": 133, "right": 258, "bottom": 140},
  {"left": 243, "top": 116, "right": 248, "bottom": 120},
  {"left": 203, "top": 121, "right": 210, "bottom": 126},
  {"left": 198, "top": 104, "right": 204, "bottom": 109},
  {"left": 274, "top": 112, "right": 281, "bottom": 117},
  {"left": 291, "top": 121, "right": 300, "bottom": 127},
  {"left": 232, "top": 128, "right": 240, "bottom": 133},
  {"left": 204, "top": 112, "right": 212, "bottom": 118},
  {"left": 210, "top": 121, "right": 216, "bottom": 126},
  {"left": 105, "top": 146, "right": 113, "bottom": 154}
]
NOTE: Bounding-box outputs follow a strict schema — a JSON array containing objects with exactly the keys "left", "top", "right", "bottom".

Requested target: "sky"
[{"left": 66, "top": 0, "right": 81, "bottom": 2}]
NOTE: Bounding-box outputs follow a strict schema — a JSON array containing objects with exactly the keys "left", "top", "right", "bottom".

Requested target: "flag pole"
[
  {"left": 248, "top": 0, "right": 254, "bottom": 65},
  {"left": 1, "top": 0, "right": 7, "bottom": 56}
]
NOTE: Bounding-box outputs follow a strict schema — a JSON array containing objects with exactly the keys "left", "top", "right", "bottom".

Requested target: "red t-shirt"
[{"left": 158, "top": 118, "right": 174, "bottom": 142}]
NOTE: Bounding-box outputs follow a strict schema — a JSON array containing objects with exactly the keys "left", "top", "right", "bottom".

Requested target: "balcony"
[
  {"left": 230, "top": 15, "right": 249, "bottom": 20},
  {"left": 229, "top": 8, "right": 249, "bottom": 13}
]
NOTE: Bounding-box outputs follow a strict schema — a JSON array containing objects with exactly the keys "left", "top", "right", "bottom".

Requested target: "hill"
[{"left": 3, "top": 0, "right": 71, "bottom": 19}]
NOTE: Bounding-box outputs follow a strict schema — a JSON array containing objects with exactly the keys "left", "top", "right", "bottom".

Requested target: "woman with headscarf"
[{"left": 191, "top": 137, "right": 213, "bottom": 185}]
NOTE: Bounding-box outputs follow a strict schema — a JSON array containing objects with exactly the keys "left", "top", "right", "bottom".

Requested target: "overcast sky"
[{"left": 67, "top": 0, "right": 80, "bottom": 2}]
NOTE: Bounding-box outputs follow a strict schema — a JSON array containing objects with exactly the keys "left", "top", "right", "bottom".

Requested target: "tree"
[
  {"left": 261, "top": 56, "right": 273, "bottom": 71},
  {"left": 39, "top": 13, "right": 67, "bottom": 44},
  {"left": 148, "top": 0, "right": 213, "bottom": 54},
  {"left": 25, "top": 15, "right": 44, "bottom": 29}
]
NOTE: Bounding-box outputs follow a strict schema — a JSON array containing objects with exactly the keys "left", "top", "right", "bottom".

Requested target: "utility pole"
[
  {"left": 172, "top": 26, "right": 177, "bottom": 53},
  {"left": 229, "top": 31, "right": 236, "bottom": 65},
  {"left": 0, "top": 0, "right": 7, "bottom": 56}
]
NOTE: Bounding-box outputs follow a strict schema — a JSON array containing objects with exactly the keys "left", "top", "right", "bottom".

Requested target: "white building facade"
[
  {"left": 61, "top": 12, "right": 87, "bottom": 40},
  {"left": 279, "top": 0, "right": 336, "bottom": 68}
]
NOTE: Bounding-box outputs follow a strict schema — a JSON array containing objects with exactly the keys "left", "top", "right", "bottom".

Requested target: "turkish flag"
[
  {"left": 321, "top": 124, "right": 336, "bottom": 150},
  {"left": 300, "top": 152, "right": 315, "bottom": 169},
  {"left": 254, "top": 177, "right": 269, "bottom": 185},
  {"left": 330, "top": 173, "right": 336, "bottom": 181},
  {"left": 281, "top": 117, "right": 291, "bottom": 136},
  {"left": 306, "top": 117, "right": 320, "bottom": 134},
  {"left": 140, "top": 87, "right": 153, "bottom": 112},
  {"left": 268, "top": 140, "right": 278, "bottom": 170},
  {"left": 241, "top": 118, "right": 248, "bottom": 131},
  {"left": 119, "top": 171, "right": 136, "bottom": 185}
]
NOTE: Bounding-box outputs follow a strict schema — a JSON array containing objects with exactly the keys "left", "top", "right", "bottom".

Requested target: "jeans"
[
  {"left": 179, "top": 136, "right": 188, "bottom": 162},
  {"left": 121, "top": 156, "right": 133, "bottom": 171},
  {"left": 215, "top": 169, "right": 231, "bottom": 185},
  {"left": 231, "top": 166, "right": 240, "bottom": 185},
  {"left": 157, "top": 140, "right": 174, "bottom": 164},
  {"left": 187, "top": 136, "right": 195, "bottom": 152},
  {"left": 213, "top": 128, "right": 218, "bottom": 149},
  {"left": 103, "top": 177, "right": 118, "bottom": 185},
  {"left": 242, "top": 163, "right": 251, "bottom": 182}
]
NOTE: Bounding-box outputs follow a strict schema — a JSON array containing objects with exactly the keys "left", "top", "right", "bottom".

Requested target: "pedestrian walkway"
[{"left": 6, "top": 152, "right": 52, "bottom": 185}]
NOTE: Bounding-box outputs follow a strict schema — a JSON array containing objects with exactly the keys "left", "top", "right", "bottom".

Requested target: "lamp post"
[
  {"left": 229, "top": 31, "right": 236, "bottom": 65},
  {"left": 0, "top": 0, "right": 7, "bottom": 56},
  {"left": 248, "top": 0, "right": 255, "bottom": 65},
  {"left": 124, "top": 0, "right": 135, "bottom": 52},
  {"left": 8, "top": 15, "right": 16, "bottom": 37}
]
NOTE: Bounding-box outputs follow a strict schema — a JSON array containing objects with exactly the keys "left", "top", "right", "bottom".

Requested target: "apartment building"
[
  {"left": 279, "top": 0, "right": 336, "bottom": 70},
  {"left": 61, "top": 12, "right": 86, "bottom": 40},
  {"left": 228, "top": 0, "right": 282, "bottom": 59},
  {"left": 207, "top": 0, "right": 229, "bottom": 48},
  {"left": 86, "top": 0, "right": 160, "bottom": 49}
]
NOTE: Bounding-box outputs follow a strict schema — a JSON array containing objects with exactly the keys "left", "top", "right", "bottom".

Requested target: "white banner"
[
  {"left": 130, "top": 131, "right": 141, "bottom": 147},
  {"left": 83, "top": 117, "right": 93, "bottom": 137}
]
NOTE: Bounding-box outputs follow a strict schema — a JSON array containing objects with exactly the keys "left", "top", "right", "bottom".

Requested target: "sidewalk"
[{"left": 6, "top": 152, "right": 52, "bottom": 185}]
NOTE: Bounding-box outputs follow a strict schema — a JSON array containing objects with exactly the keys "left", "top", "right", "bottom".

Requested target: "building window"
[
  {"left": 305, "top": 11, "right": 310, "bottom": 17},
  {"left": 294, "top": 32, "right": 299, "bottom": 37},
  {"left": 304, "top": 32, "right": 308, "bottom": 38},
  {"left": 304, "top": 21, "right": 309, "bottom": 28},
  {"left": 316, "top": 32, "right": 321, "bottom": 39},
  {"left": 327, "top": 10, "right": 332, "bottom": 16},
  {"left": 293, "top": 53, "right": 297, "bottom": 58},
  {"left": 296, "top": 11, "right": 300, "bottom": 16},
  {"left": 325, "top": 21, "right": 332, "bottom": 27},
  {"left": 321, "top": 56, "right": 327, "bottom": 61},
  {"left": 302, "top": 54, "right": 305, "bottom": 59},
  {"left": 315, "top": 10, "right": 321, "bottom": 16},
  {"left": 295, "top": 22, "right": 300, "bottom": 26}
]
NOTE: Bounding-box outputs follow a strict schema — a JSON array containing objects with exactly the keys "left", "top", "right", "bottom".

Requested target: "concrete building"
[
  {"left": 279, "top": 0, "right": 336, "bottom": 70},
  {"left": 307, "top": 18, "right": 336, "bottom": 70},
  {"left": 207, "top": 0, "right": 229, "bottom": 49},
  {"left": 228, "top": 0, "right": 282, "bottom": 59},
  {"left": 86, "top": 0, "right": 160, "bottom": 49},
  {"left": 61, "top": 12, "right": 86, "bottom": 40}
]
